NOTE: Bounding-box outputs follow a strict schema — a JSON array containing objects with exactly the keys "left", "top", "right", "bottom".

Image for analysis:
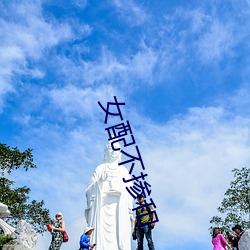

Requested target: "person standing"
[
  {"left": 48, "top": 212, "right": 66, "bottom": 250},
  {"left": 133, "top": 194, "right": 156, "bottom": 250},
  {"left": 231, "top": 225, "right": 244, "bottom": 250},
  {"left": 211, "top": 227, "right": 232, "bottom": 250},
  {"left": 79, "top": 227, "right": 96, "bottom": 250}
]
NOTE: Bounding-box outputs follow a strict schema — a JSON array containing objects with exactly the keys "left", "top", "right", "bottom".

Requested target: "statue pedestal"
[{"left": 1, "top": 245, "right": 26, "bottom": 250}]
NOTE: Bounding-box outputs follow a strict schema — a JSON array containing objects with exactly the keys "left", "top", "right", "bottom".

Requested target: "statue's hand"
[
  {"left": 89, "top": 195, "right": 96, "bottom": 206},
  {"left": 102, "top": 170, "right": 108, "bottom": 180},
  {"left": 129, "top": 213, "right": 135, "bottom": 222}
]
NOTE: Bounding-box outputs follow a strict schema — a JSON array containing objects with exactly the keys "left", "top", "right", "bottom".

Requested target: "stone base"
[{"left": 1, "top": 245, "right": 26, "bottom": 250}]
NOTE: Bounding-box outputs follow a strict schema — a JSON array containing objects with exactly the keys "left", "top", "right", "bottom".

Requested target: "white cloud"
[
  {"left": 48, "top": 84, "right": 120, "bottom": 120},
  {"left": 196, "top": 20, "right": 235, "bottom": 63},
  {"left": 127, "top": 43, "right": 158, "bottom": 84},
  {"left": 188, "top": 8, "right": 210, "bottom": 33},
  {"left": 0, "top": 45, "right": 25, "bottom": 110},
  {"left": 81, "top": 45, "right": 158, "bottom": 86},
  {"left": 73, "top": 0, "right": 87, "bottom": 9},
  {"left": 130, "top": 105, "right": 250, "bottom": 248},
  {"left": 0, "top": 1, "right": 75, "bottom": 111},
  {"left": 82, "top": 48, "right": 127, "bottom": 85},
  {"left": 223, "top": 84, "right": 250, "bottom": 115},
  {"left": 159, "top": 7, "right": 240, "bottom": 68},
  {"left": 0, "top": 2, "right": 73, "bottom": 58},
  {"left": 112, "top": 0, "right": 148, "bottom": 26}
]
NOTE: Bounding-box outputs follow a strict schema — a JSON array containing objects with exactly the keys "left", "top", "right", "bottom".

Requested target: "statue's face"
[{"left": 105, "top": 141, "right": 121, "bottom": 162}]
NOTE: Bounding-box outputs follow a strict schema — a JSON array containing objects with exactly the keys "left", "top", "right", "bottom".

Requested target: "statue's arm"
[
  {"left": 86, "top": 165, "right": 103, "bottom": 208},
  {"left": 86, "top": 174, "right": 96, "bottom": 208},
  {"left": 123, "top": 168, "right": 135, "bottom": 223},
  {"left": 123, "top": 169, "right": 134, "bottom": 210}
]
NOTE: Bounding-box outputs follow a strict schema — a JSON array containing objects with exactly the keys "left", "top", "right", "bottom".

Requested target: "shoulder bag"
[{"left": 62, "top": 230, "right": 69, "bottom": 242}]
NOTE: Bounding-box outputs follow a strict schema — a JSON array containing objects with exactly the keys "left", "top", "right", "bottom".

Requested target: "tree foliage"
[
  {"left": 0, "top": 144, "right": 36, "bottom": 175},
  {"left": 210, "top": 167, "right": 250, "bottom": 232},
  {"left": 0, "top": 143, "right": 52, "bottom": 233},
  {"left": 0, "top": 234, "right": 14, "bottom": 246}
]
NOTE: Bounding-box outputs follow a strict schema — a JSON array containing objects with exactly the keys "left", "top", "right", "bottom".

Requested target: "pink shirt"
[{"left": 212, "top": 234, "right": 227, "bottom": 250}]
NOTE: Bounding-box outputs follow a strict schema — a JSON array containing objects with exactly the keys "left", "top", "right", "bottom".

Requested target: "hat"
[
  {"left": 55, "top": 212, "right": 63, "bottom": 218},
  {"left": 232, "top": 225, "right": 243, "bottom": 231},
  {"left": 84, "top": 227, "right": 94, "bottom": 234}
]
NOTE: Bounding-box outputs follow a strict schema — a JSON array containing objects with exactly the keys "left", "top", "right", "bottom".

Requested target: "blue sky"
[{"left": 1, "top": 0, "right": 250, "bottom": 249}]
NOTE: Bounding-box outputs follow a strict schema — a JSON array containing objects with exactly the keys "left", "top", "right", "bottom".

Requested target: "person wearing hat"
[
  {"left": 48, "top": 212, "right": 66, "bottom": 250},
  {"left": 79, "top": 227, "right": 96, "bottom": 250},
  {"left": 230, "top": 225, "right": 244, "bottom": 250}
]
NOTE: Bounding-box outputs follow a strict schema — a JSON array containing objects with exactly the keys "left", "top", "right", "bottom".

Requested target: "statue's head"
[{"left": 103, "top": 140, "right": 122, "bottom": 163}]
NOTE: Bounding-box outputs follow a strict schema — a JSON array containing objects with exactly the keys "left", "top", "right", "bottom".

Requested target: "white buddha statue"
[
  {"left": 85, "top": 141, "right": 134, "bottom": 250},
  {"left": 239, "top": 228, "right": 250, "bottom": 250}
]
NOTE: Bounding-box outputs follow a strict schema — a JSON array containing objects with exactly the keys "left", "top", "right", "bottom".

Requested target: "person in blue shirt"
[{"left": 79, "top": 227, "right": 96, "bottom": 250}]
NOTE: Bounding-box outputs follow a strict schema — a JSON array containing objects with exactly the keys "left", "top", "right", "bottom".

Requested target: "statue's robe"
[{"left": 239, "top": 229, "right": 250, "bottom": 250}]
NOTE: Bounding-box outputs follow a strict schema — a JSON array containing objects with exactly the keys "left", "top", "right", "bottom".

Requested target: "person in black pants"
[
  {"left": 132, "top": 194, "right": 156, "bottom": 250},
  {"left": 228, "top": 225, "right": 244, "bottom": 250}
]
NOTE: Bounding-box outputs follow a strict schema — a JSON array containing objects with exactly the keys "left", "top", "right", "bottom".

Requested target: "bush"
[{"left": 0, "top": 234, "right": 14, "bottom": 247}]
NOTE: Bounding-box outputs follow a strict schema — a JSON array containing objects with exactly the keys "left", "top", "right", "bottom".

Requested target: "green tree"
[
  {"left": 0, "top": 234, "right": 14, "bottom": 246},
  {"left": 0, "top": 143, "right": 52, "bottom": 233},
  {"left": 210, "top": 167, "right": 250, "bottom": 232}
]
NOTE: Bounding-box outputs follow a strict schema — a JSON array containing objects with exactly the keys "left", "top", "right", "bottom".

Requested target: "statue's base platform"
[{"left": 1, "top": 245, "right": 26, "bottom": 250}]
